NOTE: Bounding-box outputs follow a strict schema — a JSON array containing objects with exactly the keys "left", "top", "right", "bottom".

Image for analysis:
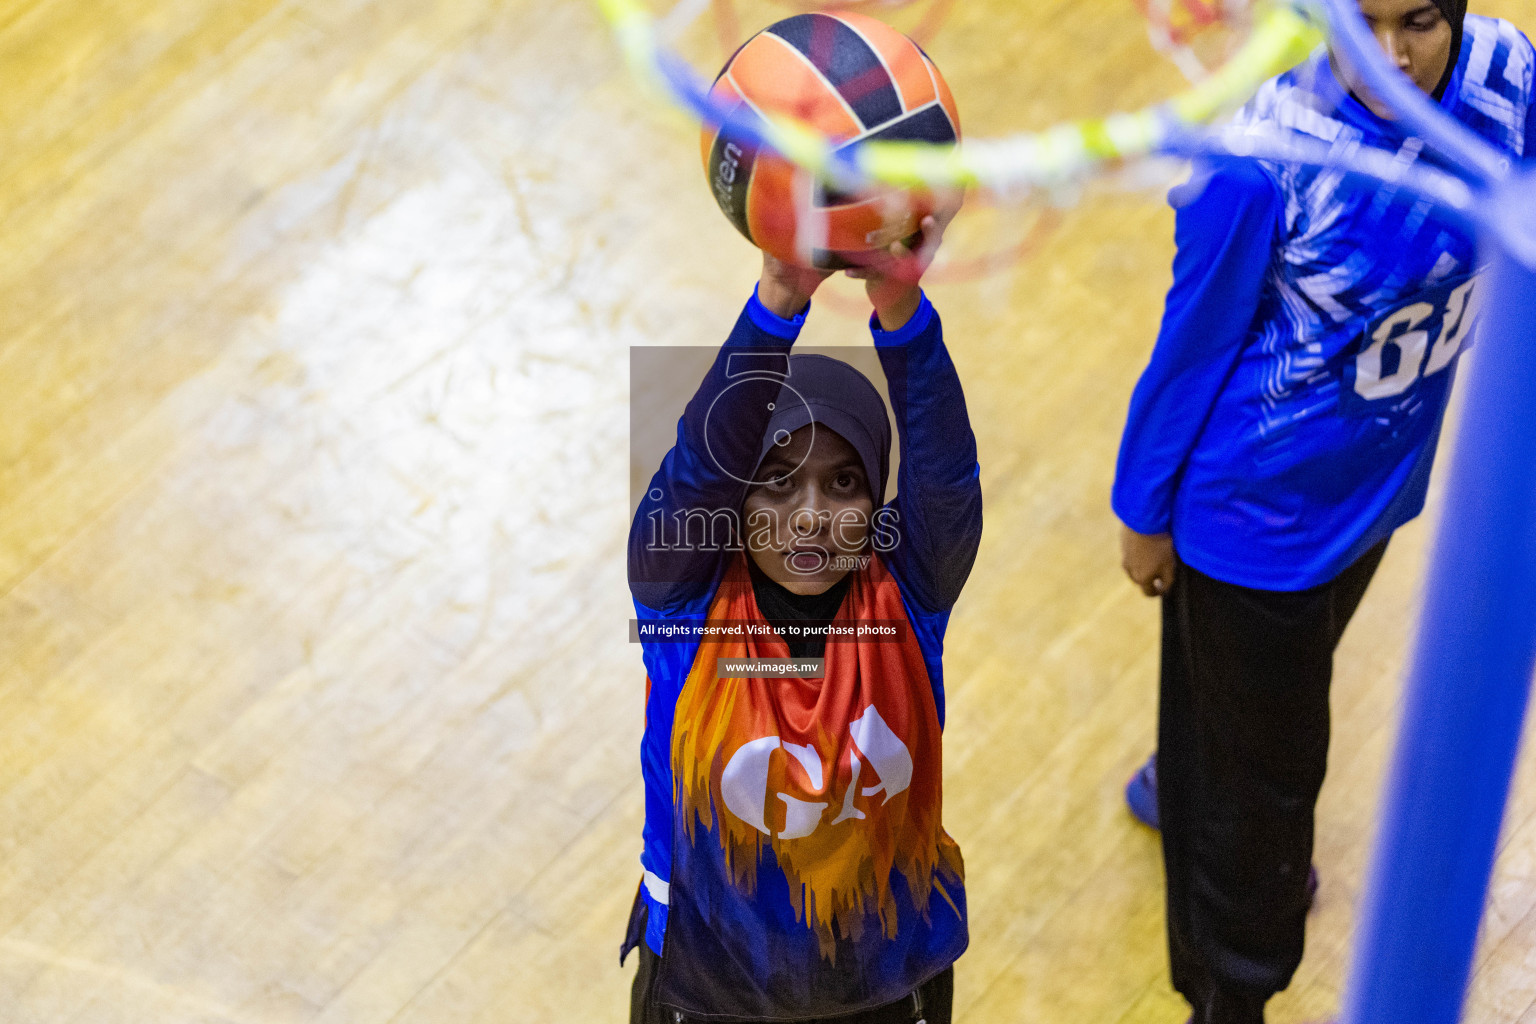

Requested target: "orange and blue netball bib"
[{"left": 657, "top": 555, "right": 966, "bottom": 1019}]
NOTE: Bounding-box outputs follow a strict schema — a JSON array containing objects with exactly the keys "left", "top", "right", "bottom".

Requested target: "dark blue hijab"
[{"left": 755, "top": 354, "right": 891, "bottom": 505}]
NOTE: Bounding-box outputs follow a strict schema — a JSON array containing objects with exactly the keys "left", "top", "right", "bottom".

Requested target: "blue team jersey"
[
  {"left": 626, "top": 292, "right": 981, "bottom": 1018},
  {"left": 1114, "top": 14, "right": 1536, "bottom": 590}
]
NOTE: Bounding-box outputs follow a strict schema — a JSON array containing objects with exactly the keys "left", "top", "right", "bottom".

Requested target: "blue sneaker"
[
  {"left": 1126, "top": 752, "right": 1321, "bottom": 910},
  {"left": 1125, "top": 753, "right": 1160, "bottom": 829}
]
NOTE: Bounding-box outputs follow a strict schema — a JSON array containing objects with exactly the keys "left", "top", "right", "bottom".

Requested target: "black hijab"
[
  {"left": 1344, "top": 0, "right": 1467, "bottom": 110},
  {"left": 1430, "top": 0, "right": 1468, "bottom": 100}
]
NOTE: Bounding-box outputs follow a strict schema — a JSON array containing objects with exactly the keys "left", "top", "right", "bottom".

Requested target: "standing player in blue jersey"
[
  {"left": 1113, "top": 1, "right": 1535, "bottom": 1021},
  {"left": 622, "top": 216, "right": 981, "bottom": 1024}
]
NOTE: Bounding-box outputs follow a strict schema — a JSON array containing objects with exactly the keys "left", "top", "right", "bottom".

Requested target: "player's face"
[
  {"left": 1332, "top": 0, "right": 1455, "bottom": 118},
  {"left": 744, "top": 426, "right": 874, "bottom": 596}
]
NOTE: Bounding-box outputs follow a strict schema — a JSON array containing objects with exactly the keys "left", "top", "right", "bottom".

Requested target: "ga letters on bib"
[{"left": 658, "top": 555, "right": 965, "bottom": 1019}]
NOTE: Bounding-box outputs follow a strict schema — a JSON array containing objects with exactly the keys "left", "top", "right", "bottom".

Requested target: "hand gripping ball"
[{"left": 702, "top": 12, "right": 961, "bottom": 269}]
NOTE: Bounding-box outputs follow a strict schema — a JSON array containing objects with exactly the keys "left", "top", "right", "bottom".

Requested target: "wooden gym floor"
[{"left": 4, "top": 0, "right": 1536, "bottom": 1020}]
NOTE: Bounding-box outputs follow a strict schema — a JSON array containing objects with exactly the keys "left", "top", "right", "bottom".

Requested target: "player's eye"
[
  {"left": 1406, "top": 11, "right": 1442, "bottom": 31},
  {"left": 832, "top": 470, "right": 863, "bottom": 493}
]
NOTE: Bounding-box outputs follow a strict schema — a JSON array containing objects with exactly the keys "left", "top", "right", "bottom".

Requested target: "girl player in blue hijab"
[
  {"left": 1113, "top": 1, "right": 1534, "bottom": 1021},
  {"left": 623, "top": 214, "right": 981, "bottom": 1023}
]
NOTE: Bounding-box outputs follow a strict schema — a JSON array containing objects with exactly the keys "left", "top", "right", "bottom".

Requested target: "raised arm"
[
  {"left": 873, "top": 297, "right": 982, "bottom": 613},
  {"left": 628, "top": 257, "right": 831, "bottom": 611},
  {"left": 847, "top": 212, "right": 982, "bottom": 613}
]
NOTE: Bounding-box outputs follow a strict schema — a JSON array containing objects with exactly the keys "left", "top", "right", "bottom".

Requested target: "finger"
[
  {"left": 887, "top": 229, "right": 918, "bottom": 260},
  {"left": 913, "top": 216, "right": 943, "bottom": 267},
  {"left": 1124, "top": 563, "right": 1162, "bottom": 598}
]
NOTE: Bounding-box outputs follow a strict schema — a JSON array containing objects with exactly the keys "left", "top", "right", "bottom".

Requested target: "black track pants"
[
  {"left": 1158, "top": 541, "right": 1388, "bottom": 1022},
  {"left": 629, "top": 943, "right": 953, "bottom": 1024}
]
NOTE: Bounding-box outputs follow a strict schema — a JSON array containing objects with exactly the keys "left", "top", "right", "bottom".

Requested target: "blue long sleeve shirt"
[
  {"left": 1114, "top": 14, "right": 1535, "bottom": 590},
  {"left": 628, "top": 287, "right": 981, "bottom": 959}
]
